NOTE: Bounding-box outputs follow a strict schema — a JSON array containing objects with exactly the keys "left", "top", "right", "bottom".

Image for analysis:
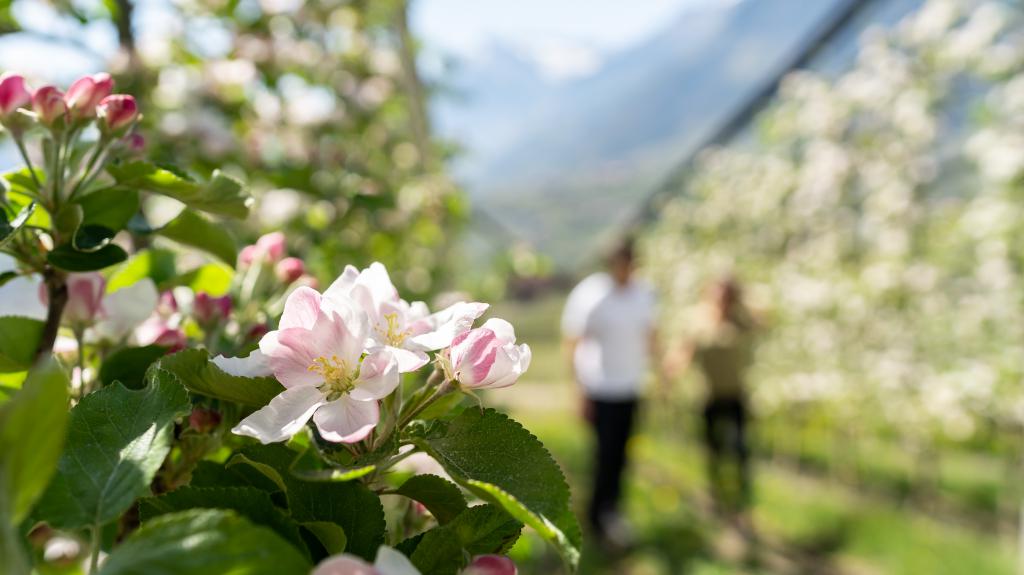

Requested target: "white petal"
[
  {"left": 480, "top": 317, "right": 516, "bottom": 343},
  {"left": 279, "top": 286, "right": 321, "bottom": 330},
  {"left": 374, "top": 546, "right": 421, "bottom": 575},
  {"left": 212, "top": 350, "right": 272, "bottom": 378},
  {"left": 311, "top": 555, "right": 377, "bottom": 575},
  {"left": 407, "top": 301, "right": 489, "bottom": 351},
  {"left": 322, "top": 264, "right": 360, "bottom": 301},
  {"left": 313, "top": 396, "right": 379, "bottom": 443},
  {"left": 232, "top": 386, "right": 325, "bottom": 444},
  {"left": 94, "top": 279, "right": 159, "bottom": 341},
  {"left": 487, "top": 343, "right": 532, "bottom": 389},
  {"left": 360, "top": 262, "right": 400, "bottom": 303},
  {"left": 0, "top": 275, "right": 48, "bottom": 320},
  {"left": 351, "top": 350, "right": 400, "bottom": 400},
  {"left": 390, "top": 346, "right": 429, "bottom": 373}
]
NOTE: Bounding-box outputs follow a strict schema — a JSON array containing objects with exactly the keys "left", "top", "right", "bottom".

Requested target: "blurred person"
[
  {"left": 561, "top": 238, "right": 660, "bottom": 547},
  {"left": 668, "top": 277, "right": 757, "bottom": 524}
]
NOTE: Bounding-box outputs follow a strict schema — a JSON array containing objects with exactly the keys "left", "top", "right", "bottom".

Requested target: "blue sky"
[{"left": 411, "top": 0, "right": 724, "bottom": 80}]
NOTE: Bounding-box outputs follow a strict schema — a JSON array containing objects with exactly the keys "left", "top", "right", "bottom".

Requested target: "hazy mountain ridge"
[{"left": 432, "top": 0, "right": 853, "bottom": 267}]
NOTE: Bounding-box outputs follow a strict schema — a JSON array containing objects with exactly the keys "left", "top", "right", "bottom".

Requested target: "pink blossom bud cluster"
[{"left": 0, "top": 71, "right": 139, "bottom": 138}]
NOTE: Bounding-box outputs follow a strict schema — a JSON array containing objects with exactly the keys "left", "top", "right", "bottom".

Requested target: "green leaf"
[
  {"left": 0, "top": 317, "right": 44, "bottom": 373},
  {"left": 177, "top": 263, "right": 233, "bottom": 295},
  {"left": 98, "top": 346, "right": 168, "bottom": 389},
  {"left": 2, "top": 167, "right": 43, "bottom": 197},
  {"left": 230, "top": 444, "right": 387, "bottom": 560},
  {"left": 301, "top": 521, "right": 347, "bottom": 555},
  {"left": 0, "top": 201, "right": 35, "bottom": 246},
  {"left": 76, "top": 187, "right": 140, "bottom": 231},
  {"left": 158, "top": 209, "right": 238, "bottom": 265},
  {"left": 155, "top": 348, "right": 282, "bottom": 407},
  {"left": 34, "top": 369, "right": 191, "bottom": 529},
  {"left": 99, "top": 509, "right": 311, "bottom": 575},
  {"left": 0, "top": 359, "right": 68, "bottom": 525},
  {"left": 53, "top": 203, "right": 83, "bottom": 236},
  {"left": 409, "top": 504, "right": 522, "bottom": 575},
  {"left": 107, "top": 162, "right": 251, "bottom": 219},
  {"left": 72, "top": 224, "right": 117, "bottom": 252},
  {"left": 395, "top": 474, "right": 467, "bottom": 525},
  {"left": 188, "top": 460, "right": 281, "bottom": 494},
  {"left": 47, "top": 243, "right": 128, "bottom": 272},
  {"left": 107, "top": 249, "right": 177, "bottom": 292},
  {"left": 138, "top": 486, "right": 308, "bottom": 559},
  {"left": 413, "top": 408, "right": 580, "bottom": 568}
]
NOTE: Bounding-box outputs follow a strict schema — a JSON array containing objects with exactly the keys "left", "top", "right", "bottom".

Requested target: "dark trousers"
[
  {"left": 587, "top": 397, "right": 638, "bottom": 530},
  {"left": 702, "top": 397, "right": 751, "bottom": 510}
]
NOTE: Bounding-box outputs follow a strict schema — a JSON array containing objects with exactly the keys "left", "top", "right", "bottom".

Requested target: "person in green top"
[{"left": 670, "top": 277, "right": 757, "bottom": 519}]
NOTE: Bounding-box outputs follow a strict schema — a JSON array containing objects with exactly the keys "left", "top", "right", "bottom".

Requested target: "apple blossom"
[
  {"left": 275, "top": 256, "right": 305, "bottom": 284},
  {"left": 64, "top": 73, "right": 113, "bottom": 119},
  {"left": 324, "top": 262, "right": 488, "bottom": 372},
  {"left": 97, "top": 94, "right": 138, "bottom": 132},
  {"left": 239, "top": 244, "right": 260, "bottom": 266},
  {"left": 0, "top": 72, "right": 30, "bottom": 116},
  {"left": 256, "top": 231, "right": 287, "bottom": 262},
  {"left": 61, "top": 273, "right": 106, "bottom": 326},
  {"left": 31, "top": 86, "right": 66, "bottom": 125},
  {"left": 135, "top": 316, "right": 187, "bottom": 351},
  {"left": 36, "top": 273, "right": 159, "bottom": 339},
  {"left": 192, "top": 292, "right": 232, "bottom": 324},
  {"left": 448, "top": 318, "right": 531, "bottom": 390},
  {"left": 91, "top": 280, "right": 160, "bottom": 342},
  {"left": 231, "top": 286, "right": 399, "bottom": 444},
  {"left": 464, "top": 556, "right": 517, "bottom": 575},
  {"left": 313, "top": 546, "right": 420, "bottom": 575}
]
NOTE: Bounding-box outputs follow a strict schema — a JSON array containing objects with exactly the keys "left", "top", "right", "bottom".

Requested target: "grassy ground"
[{"left": 483, "top": 295, "right": 1019, "bottom": 575}]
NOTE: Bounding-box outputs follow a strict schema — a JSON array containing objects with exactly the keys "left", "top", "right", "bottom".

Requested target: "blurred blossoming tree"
[
  {"left": 2, "top": 0, "right": 465, "bottom": 299},
  {"left": 643, "top": 0, "right": 1024, "bottom": 460}
]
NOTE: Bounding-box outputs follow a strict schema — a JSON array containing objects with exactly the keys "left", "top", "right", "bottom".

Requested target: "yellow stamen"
[
  {"left": 377, "top": 312, "right": 413, "bottom": 347},
  {"left": 308, "top": 354, "right": 356, "bottom": 400}
]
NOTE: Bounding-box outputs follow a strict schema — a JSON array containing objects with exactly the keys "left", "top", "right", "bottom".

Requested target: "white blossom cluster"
[{"left": 643, "top": 0, "right": 1024, "bottom": 443}]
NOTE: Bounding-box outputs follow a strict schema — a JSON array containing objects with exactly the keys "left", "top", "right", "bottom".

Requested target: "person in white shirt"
[{"left": 561, "top": 239, "right": 659, "bottom": 545}]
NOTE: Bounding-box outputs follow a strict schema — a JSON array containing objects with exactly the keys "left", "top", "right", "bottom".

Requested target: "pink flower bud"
[
  {"left": 193, "top": 292, "right": 232, "bottom": 324},
  {"left": 275, "top": 257, "right": 305, "bottom": 284},
  {"left": 52, "top": 273, "right": 105, "bottom": 326},
  {"left": 246, "top": 322, "right": 269, "bottom": 342},
  {"left": 64, "top": 73, "right": 113, "bottom": 119},
  {"left": 0, "top": 72, "right": 31, "bottom": 116},
  {"left": 97, "top": 94, "right": 138, "bottom": 132},
  {"left": 124, "top": 132, "right": 145, "bottom": 152},
  {"left": 32, "top": 86, "right": 66, "bottom": 125},
  {"left": 158, "top": 291, "right": 178, "bottom": 315},
  {"left": 449, "top": 318, "right": 531, "bottom": 389},
  {"left": 189, "top": 407, "right": 222, "bottom": 433},
  {"left": 238, "top": 244, "right": 259, "bottom": 266},
  {"left": 136, "top": 317, "right": 187, "bottom": 352},
  {"left": 295, "top": 274, "right": 320, "bottom": 290},
  {"left": 464, "top": 555, "right": 517, "bottom": 575},
  {"left": 255, "top": 231, "right": 286, "bottom": 262}
]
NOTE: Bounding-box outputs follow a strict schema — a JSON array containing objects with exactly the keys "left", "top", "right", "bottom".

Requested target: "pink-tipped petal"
[
  {"left": 0, "top": 73, "right": 30, "bottom": 115},
  {"left": 260, "top": 328, "right": 327, "bottom": 388},
  {"left": 231, "top": 385, "right": 325, "bottom": 444},
  {"left": 279, "top": 286, "right": 322, "bottom": 330},
  {"left": 408, "top": 301, "right": 490, "bottom": 351},
  {"left": 313, "top": 395, "right": 379, "bottom": 443}
]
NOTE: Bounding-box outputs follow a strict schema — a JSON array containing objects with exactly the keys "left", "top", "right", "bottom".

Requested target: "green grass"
[{"left": 487, "top": 294, "right": 1018, "bottom": 575}]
